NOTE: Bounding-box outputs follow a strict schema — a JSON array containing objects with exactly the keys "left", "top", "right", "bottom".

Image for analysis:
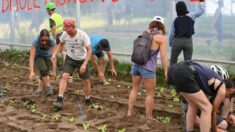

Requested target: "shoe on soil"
[
  {"left": 85, "top": 99, "right": 93, "bottom": 108},
  {"left": 53, "top": 96, "right": 63, "bottom": 110},
  {"left": 35, "top": 90, "right": 43, "bottom": 97},
  {"left": 46, "top": 86, "right": 54, "bottom": 96}
]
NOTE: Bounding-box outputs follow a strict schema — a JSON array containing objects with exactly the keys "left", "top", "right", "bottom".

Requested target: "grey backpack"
[{"left": 131, "top": 31, "right": 157, "bottom": 65}]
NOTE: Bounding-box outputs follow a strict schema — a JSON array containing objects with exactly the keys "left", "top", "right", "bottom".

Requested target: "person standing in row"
[
  {"left": 127, "top": 16, "right": 168, "bottom": 119},
  {"left": 46, "top": 2, "right": 66, "bottom": 62},
  {"left": 169, "top": 0, "right": 205, "bottom": 66}
]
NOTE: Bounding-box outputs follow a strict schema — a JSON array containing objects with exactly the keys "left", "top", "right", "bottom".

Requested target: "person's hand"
[
  {"left": 29, "top": 71, "right": 35, "bottom": 81},
  {"left": 80, "top": 64, "right": 86, "bottom": 74},
  {"left": 228, "top": 114, "right": 235, "bottom": 127},
  {"left": 111, "top": 68, "right": 117, "bottom": 76}
]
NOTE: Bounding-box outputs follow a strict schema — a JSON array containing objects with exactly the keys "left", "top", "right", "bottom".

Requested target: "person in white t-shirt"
[{"left": 51, "top": 19, "right": 92, "bottom": 110}]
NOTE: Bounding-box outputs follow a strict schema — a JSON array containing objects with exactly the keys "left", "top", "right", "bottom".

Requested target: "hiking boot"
[
  {"left": 46, "top": 86, "right": 54, "bottom": 96},
  {"left": 85, "top": 99, "right": 93, "bottom": 108},
  {"left": 35, "top": 90, "right": 43, "bottom": 97},
  {"left": 53, "top": 96, "right": 63, "bottom": 110}
]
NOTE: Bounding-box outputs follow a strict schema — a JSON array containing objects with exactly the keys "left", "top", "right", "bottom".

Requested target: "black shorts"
[
  {"left": 63, "top": 56, "right": 90, "bottom": 79},
  {"left": 168, "top": 62, "right": 200, "bottom": 93}
]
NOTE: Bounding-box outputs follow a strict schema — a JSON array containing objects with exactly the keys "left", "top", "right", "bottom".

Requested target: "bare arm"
[
  {"left": 91, "top": 55, "right": 101, "bottom": 73},
  {"left": 156, "top": 35, "right": 168, "bottom": 80},
  {"left": 51, "top": 41, "right": 64, "bottom": 66},
  {"left": 107, "top": 51, "right": 117, "bottom": 76},
  {"left": 84, "top": 45, "right": 92, "bottom": 66},
  {"left": 210, "top": 79, "right": 226, "bottom": 132},
  {"left": 51, "top": 45, "right": 57, "bottom": 78},
  {"left": 29, "top": 46, "right": 36, "bottom": 73},
  {"left": 29, "top": 46, "right": 36, "bottom": 80}
]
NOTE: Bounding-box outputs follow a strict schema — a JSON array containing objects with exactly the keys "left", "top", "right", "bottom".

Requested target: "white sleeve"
[
  {"left": 59, "top": 31, "right": 67, "bottom": 42},
  {"left": 83, "top": 31, "right": 90, "bottom": 46}
]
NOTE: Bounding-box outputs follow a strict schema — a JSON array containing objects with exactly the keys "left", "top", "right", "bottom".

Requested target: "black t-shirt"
[{"left": 190, "top": 61, "right": 222, "bottom": 97}]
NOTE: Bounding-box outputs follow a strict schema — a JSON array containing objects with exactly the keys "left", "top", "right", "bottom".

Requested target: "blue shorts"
[{"left": 131, "top": 65, "right": 156, "bottom": 79}]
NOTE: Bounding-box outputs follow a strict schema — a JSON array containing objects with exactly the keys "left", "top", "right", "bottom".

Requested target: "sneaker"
[
  {"left": 35, "top": 90, "right": 43, "bottom": 97},
  {"left": 53, "top": 96, "right": 63, "bottom": 110},
  {"left": 85, "top": 99, "right": 93, "bottom": 108},
  {"left": 46, "top": 86, "right": 54, "bottom": 96}
]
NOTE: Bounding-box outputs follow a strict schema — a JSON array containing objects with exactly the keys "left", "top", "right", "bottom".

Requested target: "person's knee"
[
  {"left": 218, "top": 120, "right": 228, "bottom": 130},
  {"left": 40, "top": 70, "right": 49, "bottom": 79},
  {"left": 202, "top": 103, "right": 212, "bottom": 113},
  {"left": 61, "top": 73, "right": 69, "bottom": 80}
]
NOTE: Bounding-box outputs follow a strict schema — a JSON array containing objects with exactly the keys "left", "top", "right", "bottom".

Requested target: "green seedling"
[
  {"left": 159, "top": 87, "right": 164, "bottom": 93},
  {"left": 107, "top": 78, "right": 112, "bottom": 82},
  {"left": 170, "top": 89, "right": 178, "bottom": 98},
  {"left": 82, "top": 123, "right": 90, "bottom": 130},
  {"left": 13, "top": 77, "right": 18, "bottom": 81},
  {"left": 76, "top": 90, "right": 81, "bottom": 95},
  {"left": 118, "top": 128, "right": 126, "bottom": 132},
  {"left": 127, "top": 86, "right": 131, "bottom": 89},
  {"left": 51, "top": 114, "right": 61, "bottom": 122},
  {"left": 0, "top": 90, "right": 6, "bottom": 97},
  {"left": 116, "top": 85, "right": 121, "bottom": 89},
  {"left": 109, "top": 95, "right": 115, "bottom": 100},
  {"left": 168, "top": 104, "right": 173, "bottom": 108},
  {"left": 98, "top": 124, "right": 107, "bottom": 132},
  {"left": 156, "top": 93, "right": 162, "bottom": 97},
  {"left": 94, "top": 104, "right": 103, "bottom": 111},
  {"left": 157, "top": 116, "right": 171, "bottom": 124},
  {"left": 30, "top": 104, "right": 37, "bottom": 114},
  {"left": 68, "top": 117, "right": 76, "bottom": 123},
  {"left": 137, "top": 92, "right": 142, "bottom": 96},
  {"left": 173, "top": 97, "right": 179, "bottom": 102}
]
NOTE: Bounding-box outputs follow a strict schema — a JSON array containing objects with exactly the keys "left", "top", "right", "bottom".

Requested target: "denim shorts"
[{"left": 131, "top": 65, "right": 156, "bottom": 79}]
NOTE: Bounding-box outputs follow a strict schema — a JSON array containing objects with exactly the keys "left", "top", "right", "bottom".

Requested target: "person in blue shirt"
[
  {"left": 168, "top": 60, "right": 235, "bottom": 132},
  {"left": 90, "top": 35, "right": 117, "bottom": 85},
  {"left": 169, "top": 0, "right": 205, "bottom": 66},
  {"left": 29, "top": 29, "right": 56, "bottom": 97}
]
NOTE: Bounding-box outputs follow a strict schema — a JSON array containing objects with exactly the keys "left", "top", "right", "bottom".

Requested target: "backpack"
[{"left": 131, "top": 31, "right": 158, "bottom": 65}]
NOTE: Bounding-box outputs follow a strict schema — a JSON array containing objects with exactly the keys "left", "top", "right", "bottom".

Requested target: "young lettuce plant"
[{"left": 82, "top": 123, "right": 90, "bottom": 130}]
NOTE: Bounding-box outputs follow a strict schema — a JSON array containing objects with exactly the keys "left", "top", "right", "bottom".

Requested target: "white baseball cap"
[{"left": 152, "top": 16, "right": 164, "bottom": 24}]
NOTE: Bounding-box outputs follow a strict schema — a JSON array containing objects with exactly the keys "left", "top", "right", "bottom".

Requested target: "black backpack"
[{"left": 131, "top": 31, "right": 158, "bottom": 65}]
